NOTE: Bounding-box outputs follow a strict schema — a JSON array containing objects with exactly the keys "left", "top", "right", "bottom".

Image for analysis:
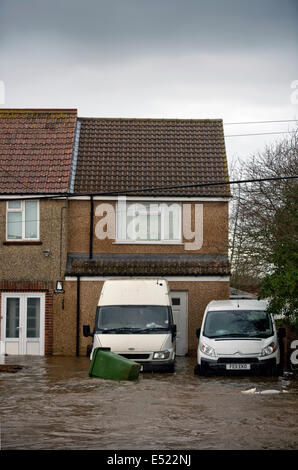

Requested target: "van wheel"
[
  {"left": 194, "top": 364, "right": 200, "bottom": 375},
  {"left": 264, "top": 365, "right": 279, "bottom": 377},
  {"left": 271, "top": 365, "right": 280, "bottom": 377}
]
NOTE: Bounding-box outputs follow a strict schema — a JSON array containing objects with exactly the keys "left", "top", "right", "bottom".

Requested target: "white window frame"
[
  {"left": 6, "top": 200, "right": 40, "bottom": 241},
  {"left": 1, "top": 292, "right": 45, "bottom": 355},
  {"left": 115, "top": 201, "right": 182, "bottom": 244}
]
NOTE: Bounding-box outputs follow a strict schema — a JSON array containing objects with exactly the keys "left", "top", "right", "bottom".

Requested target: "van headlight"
[
  {"left": 153, "top": 350, "right": 170, "bottom": 360},
  {"left": 261, "top": 342, "right": 277, "bottom": 356},
  {"left": 200, "top": 343, "right": 215, "bottom": 357}
]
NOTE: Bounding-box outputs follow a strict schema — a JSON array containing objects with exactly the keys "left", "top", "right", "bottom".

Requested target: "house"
[
  {"left": 0, "top": 108, "right": 77, "bottom": 355},
  {"left": 0, "top": 112, "right": 230, "bottom": 357},
  {"left": 62, "top": 118, "right": 231, "bottom": 357}
]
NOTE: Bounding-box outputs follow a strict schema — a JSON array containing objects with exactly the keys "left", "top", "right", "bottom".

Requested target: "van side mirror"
[
  {"left": 277, "top": 327, "right": 286, "bottom": 339},
  {"left": 172, "top": 324, "right": 177, "bottom": 339},
  {"left": 196, "top": 328, "right": 201, "bottom": 339},
  {"left": 83, "top": 324, "right": 93, "bottom": 338}
]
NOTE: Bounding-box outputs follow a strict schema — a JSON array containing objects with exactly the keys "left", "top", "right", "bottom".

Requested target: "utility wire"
[
  {"left": 63, "top": 175, "right": 298, "bottom": 197},
  {"left": 225, "top": 130, "right": 297, "bottom": 138},
  {"left": 2, "top": 174, "right": 298, "bottom": 226},
  {"left": 0, "top": 127, "right": 297, "bottom": 196},
  {"left": 0, "top": 175, "right": 297, "bottom": 200},
  {"left": 224, "top": 119, "right": 298, "bottom": 125},
  {"left": 0, "top": 164, "right": 38, "bottom": 193},
  {"left": 2, "top": 175, "right": 297, "bottom": 228}
]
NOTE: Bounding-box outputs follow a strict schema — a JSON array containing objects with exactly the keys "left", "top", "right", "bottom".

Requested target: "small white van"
[
  {"left": 194, "top": 299, "right": 284, "bottom": 376},
  {"left": 83, "top": 279, "right": 176, "bottom": 372}
]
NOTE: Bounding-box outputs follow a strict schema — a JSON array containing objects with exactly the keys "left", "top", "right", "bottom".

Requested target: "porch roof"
[{"left": 66, "top": 253, "right": 230, "bottom": 276}]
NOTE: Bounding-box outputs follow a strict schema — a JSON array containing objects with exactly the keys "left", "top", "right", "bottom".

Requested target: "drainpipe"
[
  {"left": 76, "top": 275, "right": 81, "bottom": 357},
  {"left": 89, "top": 195, "right": 94, "bottom": 260},
  {"left": 59, "top": 203, "right": 68, "bottom": 278}
]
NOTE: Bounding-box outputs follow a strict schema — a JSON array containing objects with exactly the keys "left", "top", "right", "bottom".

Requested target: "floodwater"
[{"left": 0, "top": 356, "right": 297, "bottom": 450}]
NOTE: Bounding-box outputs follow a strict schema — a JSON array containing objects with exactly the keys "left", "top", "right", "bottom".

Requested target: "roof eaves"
[
  {"left": 0, "top": 108, "right": 77, "bottom": 113},
  {"left": 77, "top": 116, "right": 223, "bottom": 123}
]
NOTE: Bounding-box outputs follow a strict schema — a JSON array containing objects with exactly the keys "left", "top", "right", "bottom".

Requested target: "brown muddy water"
[{"left": 0, "top": 356, "right": 297, "bottom": 450}]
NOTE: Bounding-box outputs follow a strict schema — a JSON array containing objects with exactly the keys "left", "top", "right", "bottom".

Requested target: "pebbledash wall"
[
  {"left": 53, "top": 198, "right": 230, "bottom": 357},
  {"left": 0, "top": 199, "right": 68, "bottom": 356}
]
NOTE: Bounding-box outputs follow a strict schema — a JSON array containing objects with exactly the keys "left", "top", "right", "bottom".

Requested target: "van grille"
[
  {"left": 217, "top": 357, "right": 259, "bottom": 364},
  {"left": 119, "top": 354, "right": 150, "bottom": 360}
]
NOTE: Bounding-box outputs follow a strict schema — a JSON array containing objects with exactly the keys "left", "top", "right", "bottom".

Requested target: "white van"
[
  {"left": 83, "top": 279, "right": 176, "bottom": 372},
  {"left": 194, "top": 299, "right": 284, "bottom": 376}
]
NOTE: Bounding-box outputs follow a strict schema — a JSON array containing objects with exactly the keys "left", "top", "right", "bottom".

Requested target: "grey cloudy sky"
[{"left": 0, "top": 0, "right": 297, "bottom": 161}]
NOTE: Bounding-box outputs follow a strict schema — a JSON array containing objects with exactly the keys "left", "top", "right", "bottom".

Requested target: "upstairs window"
[
  {"left": 116, "top": 201, "right": 181, "bottom": 243},
  {"left": 6, "top": 200, "right": 39, "bottom": 240}
]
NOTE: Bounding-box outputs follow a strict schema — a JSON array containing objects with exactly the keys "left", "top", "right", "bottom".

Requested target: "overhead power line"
[
  {"left": 225, "top": 130, "right": 297, "bottom": 138},
  {"left": 1, "top": 175, "right": 297, "bottom": 227},
  {"left": 224, "top": 119, "right": 298, "bottom": 125},
  {"left": 67, "top": 175, "right": 298, "bottom": 197},
  {"left": 0, "top": 125, "right": 297, "bottom": 196},
  {"left": 1, "top": 175, "right": 297, "bottom": 225},
  {"left": 0, "top": 175, "right": 297, "bottom": 200},
  {"left": 0, "top": 164, "right": 37, "bottom": 192}
]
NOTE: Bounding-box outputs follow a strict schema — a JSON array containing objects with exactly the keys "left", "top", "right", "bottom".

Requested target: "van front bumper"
[
  {"left": 118, "top": 352, "right": 175, "bottom": 372},
  {"left": 139, "top": 359, "right": 175, "bottom": 372},
  {"left": 197, "top": 357, "right": 278, "bottom": 375}
]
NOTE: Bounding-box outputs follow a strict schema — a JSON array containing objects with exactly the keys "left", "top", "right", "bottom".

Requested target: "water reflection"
[{"left": 0, "top": 355, "right": 297, "bottom": 450}]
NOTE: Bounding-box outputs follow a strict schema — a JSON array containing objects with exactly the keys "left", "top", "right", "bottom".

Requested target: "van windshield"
[
  {"left": 95, "top": 305, "right": 171, "bottom": 333},
  {"left": 203, "top": 310, "right": 274, "bottom": 339}
]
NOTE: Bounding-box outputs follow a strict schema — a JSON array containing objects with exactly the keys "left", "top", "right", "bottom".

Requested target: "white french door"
[{"left": 1, "top": 293, "right": 45, "bottom": 355}]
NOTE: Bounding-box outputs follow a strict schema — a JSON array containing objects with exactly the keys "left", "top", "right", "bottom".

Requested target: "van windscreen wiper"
[
  {"left": 98, "top": 327, "right": 169, "bottom": 333},
  {"left": 211, "top": 333, "right": 253, "bottom": 338},
  {"left": 99, "top": 327, "right": 141, "bottom": 333},
  {"left": 134, "top": 327, "right": 169, "bottom": 333}
]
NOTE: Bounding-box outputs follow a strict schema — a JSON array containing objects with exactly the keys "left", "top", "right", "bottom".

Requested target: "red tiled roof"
[
  {"left": 75, "top": 118, "right": 230, "bottom": 196},
  {"left": 0, "top": 109, "right": 77, "bottom": 193}
]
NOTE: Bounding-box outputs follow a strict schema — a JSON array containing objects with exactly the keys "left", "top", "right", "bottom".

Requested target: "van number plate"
[{"left": 226, "top": 363, "right": 251, "bottom": 370}]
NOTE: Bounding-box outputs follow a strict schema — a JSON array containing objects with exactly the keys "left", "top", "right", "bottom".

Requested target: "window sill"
[
  {"left": 113, "top": 241, "right": 184, "bottom": 245},
  {"left": 3, "top": 241, "right": 42, "bottom": 246}
]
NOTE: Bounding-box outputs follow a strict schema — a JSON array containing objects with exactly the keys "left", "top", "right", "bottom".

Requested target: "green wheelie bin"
[{"left": 89, "top": 347, "right": 141, "bottom": 381}]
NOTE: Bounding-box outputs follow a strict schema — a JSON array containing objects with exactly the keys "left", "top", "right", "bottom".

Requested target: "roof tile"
[
  {"left": 74, "top": 118, "right": 230, "bottom": 196},
  {"left": 0, "top": 109, "right": 77, "bottom": 193}
]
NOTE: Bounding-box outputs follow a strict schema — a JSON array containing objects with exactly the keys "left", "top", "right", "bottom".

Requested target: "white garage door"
[{"left": 170, "top": 291, "right": 188, "bottom": 356}]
